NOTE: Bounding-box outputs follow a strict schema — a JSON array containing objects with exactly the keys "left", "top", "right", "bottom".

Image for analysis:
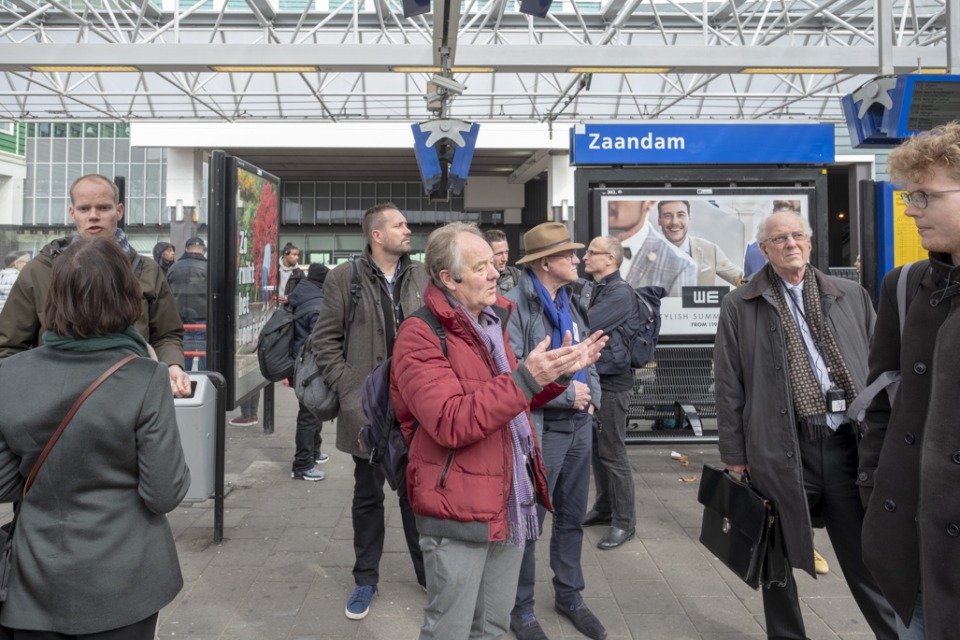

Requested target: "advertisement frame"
[
  {"left": 574, "top": 166, "right": 828, "bottom": 343},
  {"left": 207, "top": 152, "right": 281, "bottom": 408}
]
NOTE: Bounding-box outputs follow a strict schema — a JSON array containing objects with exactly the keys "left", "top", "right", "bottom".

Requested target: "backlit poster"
[
  {"left": 598, "top": 188, "right": 813, "bottom": 339},
  {"left": 233, "top": 160, "right": 280, "bottom": 402}
]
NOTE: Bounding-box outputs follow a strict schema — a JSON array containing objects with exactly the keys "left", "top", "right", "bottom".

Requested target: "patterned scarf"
[
  {"left": 461, "top": 303, "right": 541, "bottom": 548},
  {"left": 767, "top": 263, "right": 857, "bottom": 439},
  {"left": 69, "top": 228, "right": 133, "bottom": 258}
]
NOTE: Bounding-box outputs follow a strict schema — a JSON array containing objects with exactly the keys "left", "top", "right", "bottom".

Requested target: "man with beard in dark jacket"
[
  {"left": 287, "top": 263, "right": 330, "bottom": 481},
  {"left": 167, "top": 236, "right": 208, "bottom": 371}
]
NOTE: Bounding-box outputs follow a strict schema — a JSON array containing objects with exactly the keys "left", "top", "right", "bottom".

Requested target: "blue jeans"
[
  {"left": 896, "top": 592, "right": 924, "bottom": 640},
  {"left": 513, "top": 411, "right": 592, "bottom": 616},
  {"left": 184, "top": 328, "right": 206, "bottom": 371}
]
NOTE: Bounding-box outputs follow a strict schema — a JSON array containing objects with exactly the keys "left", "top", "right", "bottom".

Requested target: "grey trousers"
[
  {"left": 418, "top": 535, "right": 523, "bottom": 640},
  {"left": 591, "top": 387, "right": 636, "bottom": 529}
]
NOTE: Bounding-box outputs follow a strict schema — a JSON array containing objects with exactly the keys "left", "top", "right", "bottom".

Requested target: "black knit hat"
[{"left": 307, "top": 263, "right": 330, "bottom": 285}]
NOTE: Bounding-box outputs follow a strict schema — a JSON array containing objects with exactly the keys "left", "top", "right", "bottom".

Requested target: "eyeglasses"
[
  {"left": 549, "top": 252, "right": 578, "bottom": 262},
  {"left": 584, "top": 249, "right": 611, "bottom": 257},
  {"left": 766, "top": 232, "right": 809, "bottom": 246},
  {"left": 900, "top": 189, "right": 960, "bottom": 209}
]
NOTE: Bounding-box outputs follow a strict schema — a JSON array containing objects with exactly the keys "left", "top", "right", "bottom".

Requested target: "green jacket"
[
  {"left": 0, "top": 237, "right": 185, "bottom": 368},
  {"left": 0, "top": 347, "right": 189, "bottom": 634}
]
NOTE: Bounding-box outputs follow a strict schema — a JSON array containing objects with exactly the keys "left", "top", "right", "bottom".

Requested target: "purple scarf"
[{"left": 461, "top": 304, "right": 541, "bottom": 548}]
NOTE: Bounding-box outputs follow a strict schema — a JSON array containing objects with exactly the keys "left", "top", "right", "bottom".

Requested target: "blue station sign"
[{"left": 570, "top": 123, "right": 835, "bottom": 165}]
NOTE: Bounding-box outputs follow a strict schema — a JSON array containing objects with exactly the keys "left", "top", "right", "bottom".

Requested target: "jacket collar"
[
  {"left": 424, "top": 282, "right": 512, "bottom": 330},
  {"left": 741, "top": 263, "right": 844, "bottom": 301},
  {"left": 361, "top": 245, "right": 414, "bottom": 280},
  {"left": 518, "top": 267, "right": 573, "bottom": 302}
]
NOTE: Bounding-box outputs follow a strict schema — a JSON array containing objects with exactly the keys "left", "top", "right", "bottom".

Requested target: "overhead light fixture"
[
  {"left": 31, "top": 65, "right": 139, "bottom": 72},
  {"left": 911, "top": 68, "right": 948, "bottom": 74},
  {"left": 519, "top": 0, "right": 552, "bottom": 18},
  {"left": 210, "top": 66, "right": 317, "bottom": 72},
  {"left": 567, "top": 67, "right": 671, "bottom": 74},
  {"left": 391, "top": 66, "right": 495, "bottom": 73},
  {"left": 740, "top": 67, "right": 844, "bottom": 74}
]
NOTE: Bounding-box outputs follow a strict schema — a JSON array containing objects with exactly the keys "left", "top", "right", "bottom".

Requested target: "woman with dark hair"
[
  {"left": 0, "top": 236, "right": 190, "bottom": 640},
  {"left": 152, "top": 241, "right": 176, "bottom": 276}
]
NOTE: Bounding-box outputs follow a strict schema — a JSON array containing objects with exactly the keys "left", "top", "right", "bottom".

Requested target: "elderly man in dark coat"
[
  {"left": 713, "top": 211, "right": 896, "bottom": 640},
  {"left": 860, "top": 121, "right": 960, "bottom": 640}
]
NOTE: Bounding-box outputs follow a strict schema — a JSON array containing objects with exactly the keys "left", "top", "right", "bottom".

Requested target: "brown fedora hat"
[{"left": 516, "top": 222, "right": 585, "bottom": 265}]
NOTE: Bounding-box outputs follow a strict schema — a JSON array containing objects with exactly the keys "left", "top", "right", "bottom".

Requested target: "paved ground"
[{"left": 157, "top": 384, "right": 878, "bottom": 639}]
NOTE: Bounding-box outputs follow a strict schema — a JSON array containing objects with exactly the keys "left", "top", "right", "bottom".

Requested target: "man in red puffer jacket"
[{"left": 391, "top": 222, "right": 605, "bottom": 640}]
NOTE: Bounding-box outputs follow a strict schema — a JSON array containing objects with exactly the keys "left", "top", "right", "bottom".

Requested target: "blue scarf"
[{"left": 529, "top": 272, "right": 587, "bottom": 384}]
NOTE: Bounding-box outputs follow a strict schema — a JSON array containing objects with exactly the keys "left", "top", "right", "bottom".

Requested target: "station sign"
[{"left": 570, "top": 123, "right": 835, "bottom": 165}]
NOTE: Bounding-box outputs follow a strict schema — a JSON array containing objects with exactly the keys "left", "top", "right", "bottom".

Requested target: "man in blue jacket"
[
  {"left": 506, "top": 223, "right": 606, "bottom": 640},
  {"left": 288, "top": 263, "right": 330, "bottom": 481},
  {"left": 582, "top": 236, "right": 637, "bottom": 550}
]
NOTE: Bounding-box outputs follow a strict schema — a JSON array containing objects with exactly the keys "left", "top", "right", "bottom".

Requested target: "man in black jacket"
[
  {"left": 287, "top": 263, "right": 330, "bottom": 481},
  {"left": 166, "top": 236, "right": 207, "bottom": 371},
  {"left": 582, "top": 236, "right": 637, "bottom": 550}
]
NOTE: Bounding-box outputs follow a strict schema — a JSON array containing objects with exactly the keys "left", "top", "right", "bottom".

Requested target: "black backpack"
[
  {"left": 614, "top": 282, "right": 666, "bottom": 368},
  {"left": 293, "top": 256, "right": 363, "bottom": 419},
  {"left": 257, "top": 302, "right": 323, "bottom": 382},
  {"left": 360, "top": 307, "right": 446, "bottom": 491}
]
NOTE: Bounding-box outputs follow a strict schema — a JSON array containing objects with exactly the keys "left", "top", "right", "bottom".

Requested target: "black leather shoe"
[
  {"left": 581, "top": 510, "right": 612, "bottom": 527},
  {"left": 510, "top": 612, "right": 549, "bottom": 640},
  {"left": 555, "top": 602, "right": 607, "bottom": 640},
  {"left": 597, "top": 526, "right": 635, "bottom": 550}
]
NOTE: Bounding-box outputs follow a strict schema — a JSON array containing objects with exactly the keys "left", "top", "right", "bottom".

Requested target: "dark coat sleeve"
[{"left": 714, "top": 292, "right": 748, "bottom": 465}]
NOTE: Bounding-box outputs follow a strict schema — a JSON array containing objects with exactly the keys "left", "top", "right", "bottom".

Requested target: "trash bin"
[{"left": 174, "top": 373, "right": 218, "bottom": 501}]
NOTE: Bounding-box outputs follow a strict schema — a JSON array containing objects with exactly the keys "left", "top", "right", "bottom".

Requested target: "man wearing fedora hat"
[{"left": 506, "top": 222, "right": 607, "bottom": 640}]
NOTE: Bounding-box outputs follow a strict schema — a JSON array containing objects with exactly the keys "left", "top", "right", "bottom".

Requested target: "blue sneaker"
[{"left": 345, "top": 584, "right": 377, "bottom": 620}]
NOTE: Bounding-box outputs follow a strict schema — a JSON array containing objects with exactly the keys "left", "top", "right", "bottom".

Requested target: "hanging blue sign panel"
[{"left": 570, "top": 123, "right": 835, "bottom": 165}]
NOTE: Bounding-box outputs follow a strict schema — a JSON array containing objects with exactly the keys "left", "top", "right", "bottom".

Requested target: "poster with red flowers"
[{"left": 233, "top": 162, "right": 280, "bottom": 401}]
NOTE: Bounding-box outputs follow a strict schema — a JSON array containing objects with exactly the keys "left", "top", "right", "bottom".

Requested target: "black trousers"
[
  {"left": 0, "top": 613, "right": 158, "bottom": 640},
  {"left": 291, "top": 402, "right": 322, "bottom": 472},
  {"left": 761, "top": 427, "right": 897, "bottom": 640},
  {"left": 351, "top": 454, "right": 425, "bottom": 588}
]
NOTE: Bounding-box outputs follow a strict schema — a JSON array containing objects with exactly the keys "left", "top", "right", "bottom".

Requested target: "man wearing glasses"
[
  {"left": 714, "top": 211, "right": 896, "bottom": 640},
  {"left": 859, "top": 122, "right": 960, "bottom": 639},
  {"left": 581, "top": 236, "right": 638, "bottom": 551},
  {"left": 506, "top": 223, "right": 606, "bottom": 640}
]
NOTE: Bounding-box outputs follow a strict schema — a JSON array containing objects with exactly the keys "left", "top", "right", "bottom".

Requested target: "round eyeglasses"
[{"left": 900, "top": 189, "right": 960, "bottom": 209}]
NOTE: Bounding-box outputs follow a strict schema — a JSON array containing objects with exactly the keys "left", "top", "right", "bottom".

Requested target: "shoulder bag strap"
[{"left": 22, "top": 353, "right": 139, "bottom": 497}]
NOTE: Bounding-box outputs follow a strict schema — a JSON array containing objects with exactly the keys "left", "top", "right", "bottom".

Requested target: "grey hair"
[
  {"left": 425, "top": 222, "right": 484, "bottom": 288},
  {"left": 603, "top": 235, "right": 624, "bottom": 267},
  {"left": 756, "top": 211, "right": 812, "bottom": 244}
]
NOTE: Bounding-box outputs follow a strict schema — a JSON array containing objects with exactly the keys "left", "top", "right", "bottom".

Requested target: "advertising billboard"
[
  {"left": 596, "top": 188, "right": 814, "bottom": 340},
  {"left": 232, "top": 158, "right": 280, "bottom": 403},
  {"left": 207, "top": 152, "right": 280, "bottom": 408}
]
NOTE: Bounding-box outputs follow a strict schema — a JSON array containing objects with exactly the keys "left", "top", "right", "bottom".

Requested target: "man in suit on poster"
[{"left": 607, "top": 199, "right": 696, "bottom": 296}]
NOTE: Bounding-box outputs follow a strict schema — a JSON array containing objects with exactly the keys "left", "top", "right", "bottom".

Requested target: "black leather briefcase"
[{"left": 697, "top": 464, "right": 788, "bottom": 589}]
